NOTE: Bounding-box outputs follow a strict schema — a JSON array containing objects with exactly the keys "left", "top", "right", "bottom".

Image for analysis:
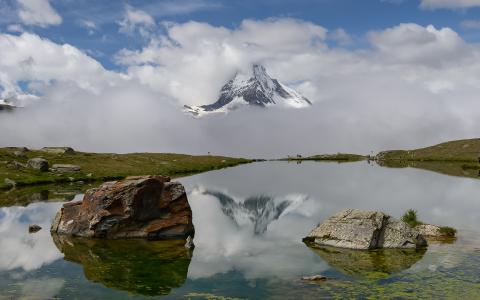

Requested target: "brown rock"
[{"left": 50, "top": 175, "right": 194, "bottom": 240}]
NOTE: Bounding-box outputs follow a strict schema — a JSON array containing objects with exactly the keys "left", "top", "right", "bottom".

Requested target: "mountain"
[
  {"left": 184, "top": 64, "right": 312, "bottom": 117},
  {"left": 0, "top": 94, "right": 39, "bottom": 112},
  {"left": 0, "top": 98, "right": 16, "bottom": 112}
]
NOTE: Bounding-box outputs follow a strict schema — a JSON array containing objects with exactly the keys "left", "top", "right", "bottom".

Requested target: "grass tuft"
[{"left": 401, "top": 209, "right": 423, "bottom": 228}]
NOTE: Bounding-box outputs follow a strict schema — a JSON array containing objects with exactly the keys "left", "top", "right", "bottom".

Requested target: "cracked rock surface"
[{"left": 304, "top": 209, "right": 427, "bottom": 250}]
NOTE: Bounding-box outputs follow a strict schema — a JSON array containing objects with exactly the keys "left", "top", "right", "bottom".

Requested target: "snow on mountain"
[
  {"left": 0, "top": 94, "right": 39, "bottom": 111},
  {"left": 184, "top": 64, "right": 312, "bottom": 117}
]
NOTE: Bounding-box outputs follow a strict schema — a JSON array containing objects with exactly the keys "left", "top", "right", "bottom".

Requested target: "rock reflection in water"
[
  {"left": 1, "top": 184, "right": 86, "bottom": 207},
  {"left": 52, "top": 235, "right": 192, "bottom": 296},
  {"left": 306, "top": 245, "right": 426, "bottom": 280}
]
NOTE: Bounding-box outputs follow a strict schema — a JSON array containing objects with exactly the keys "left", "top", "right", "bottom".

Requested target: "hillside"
[
  {"left": 376, "top": 138, "right": 480, "bottom": 162},
  {"left": 282, "top": 153, "right": 367, "bottom": 162},
  {"left": 0, "top": 147, "right": 251, "bottom": 190}
]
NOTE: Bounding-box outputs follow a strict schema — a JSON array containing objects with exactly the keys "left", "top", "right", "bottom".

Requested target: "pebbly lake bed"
[{"left": 1, "top": 161, "right": 480, "bottom": 299}]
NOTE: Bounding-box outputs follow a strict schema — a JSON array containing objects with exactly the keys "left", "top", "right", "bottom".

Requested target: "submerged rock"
[
  {"left": 50, "top": 175, "right": 195, "bottom": 240},
  {"left": 27, "top": 158, "right": 49, "bottom": 172},
  {"left": 28, "top": 224, "right": 42, "bottom": 233},
  {"left": 51, "top": 164, "right": 81, "bottom": 173},
  {"left": 304, "top": 209, "right": 427, "bottom": 250}
]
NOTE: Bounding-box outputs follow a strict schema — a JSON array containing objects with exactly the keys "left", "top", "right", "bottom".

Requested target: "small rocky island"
[
  {"left": 51, "top": 175, "right": 194, "bottom": 241},
  {"left": 303, "top": 209, "right": 427, "bottom": 250}
]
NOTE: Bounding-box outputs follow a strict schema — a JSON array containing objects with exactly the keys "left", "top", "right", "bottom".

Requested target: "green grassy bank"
[{"left": 0, "top": 147, "right": 252, "bottom": 190}]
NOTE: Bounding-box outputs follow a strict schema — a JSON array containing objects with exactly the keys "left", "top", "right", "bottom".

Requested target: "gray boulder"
[
  {"left": 41, "top": 147, "right": 75, "bottom": 155},
  {"left": 304, "top": 209, "right": 427, "bottom": 250},
  {"left": 51, "top": 164, "right": 81, "bottom": 173},
  {"left": 27, "top": 158, "right": 49, "bottom": 172}
]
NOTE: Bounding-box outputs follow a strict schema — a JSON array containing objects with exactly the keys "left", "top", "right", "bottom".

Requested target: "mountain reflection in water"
[{"left": 203, "top": 190, "right": 300, "bottom": 235}]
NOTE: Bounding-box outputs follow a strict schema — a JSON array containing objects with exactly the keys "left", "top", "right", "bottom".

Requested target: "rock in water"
[
  {"left": 301, "top": 275, "right": 327, "bottom": 281},
  {"left": 27, "top": 158, "right": 49, "bottom": 172},
  {"left": 50, "top": 175, "right": 194, "bottom": 239},
  {"left": 304, "top": 209, "right": 427, "bottom": 250},
  {"left": 29, "top": 224, "right": 42, "bottom": 233},
  {"left": 416, "top": 224, "right": 456, "bottom": 239}
]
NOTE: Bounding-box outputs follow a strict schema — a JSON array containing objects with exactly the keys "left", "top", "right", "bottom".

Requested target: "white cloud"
[
  {"left": 2, "top": 20, "right": 480, "bottom": 157},
  {"left": 7, "top": 24, "right": 23, "bottom": 32},
  {"left": 17, "top": 0, "right": 62, "bottom": 27},
  {"left": 79, "top": 19, "right": 97, "bottom": 35},
  {"left": 420, "top": 0, "right": 480, "bottom": 9},
  {"left": 328, "top": 28, "right": 352, "bottom": 46},
  {"left": 146, "top": 0, "right": 221, "bottom": 16},
  {"left": 368, "top": 23, "right": 470, "bottom": 67},
  {"left": 0, "top": 32, "right": 120, "bottom": 99},
  {"left": 461, "top": 19, "right": 480, "bottom": 29},
  {"left": 117, "top": 18, "right": 327, "bottom": 106},
  {"left": 118, "top": 4, "right": 155, "bottom": 37}
]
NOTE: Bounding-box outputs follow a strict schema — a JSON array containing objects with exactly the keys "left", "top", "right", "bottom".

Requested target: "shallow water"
[{"left": 1, "top": 161, "right": 480, "bottom": 299}]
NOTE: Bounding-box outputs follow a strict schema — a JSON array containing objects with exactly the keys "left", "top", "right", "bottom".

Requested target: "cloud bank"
[{"left": 1, "top": 19, "right": 480, "bottom": 157}]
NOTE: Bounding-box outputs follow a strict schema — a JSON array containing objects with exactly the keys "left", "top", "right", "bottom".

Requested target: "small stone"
[
  {"left": 4, "top": 178, "right": 16, "bottom": 188},
  {"left": 28, "top": 224, "right": 42, "bottom": 233},
  {"left": 27, "top": 158, "right": 49, "bottom": 172},
  {"left": 13, "top": 150, "right": 27, "bottom": 158},
  {"left": 51, "top": 164, "right": 81, "bottom": 173},
  {"left": 185, "top": 235, "right": 195, "bottom": 249},
  {"left": 86, "top": 173, "right": 93, "bottom": 177},
  {"left": 301, "top": 275, "right": 327, "bottom": 281},
  {"left": 6, "top": 160, "right": 25, "bottom": 170}
]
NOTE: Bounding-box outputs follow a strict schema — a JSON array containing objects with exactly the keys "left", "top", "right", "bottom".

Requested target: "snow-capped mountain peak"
[{"left": 184, "top": 64, "right": 312, "bottom": 117}]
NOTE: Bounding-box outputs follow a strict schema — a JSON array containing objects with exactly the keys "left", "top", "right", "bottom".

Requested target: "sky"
[{"left": 1, "top": 0, "right": 480, "bottom": 157}]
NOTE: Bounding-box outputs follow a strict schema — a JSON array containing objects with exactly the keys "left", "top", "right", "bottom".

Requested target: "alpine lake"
[{"left": 1, "top": 161, "right": 480, "bottom": 299}]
